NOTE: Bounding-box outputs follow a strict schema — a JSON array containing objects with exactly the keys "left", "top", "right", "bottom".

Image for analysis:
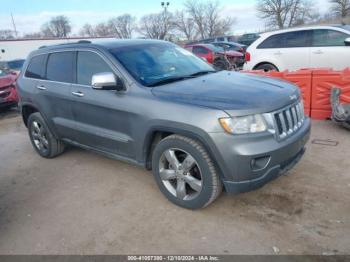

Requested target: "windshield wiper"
[
  {"left": 147, "top": 76, "right": 194, "bottom": 87},
  {"left": 188, "top": 70, "right": 216, "bottom": 77}
]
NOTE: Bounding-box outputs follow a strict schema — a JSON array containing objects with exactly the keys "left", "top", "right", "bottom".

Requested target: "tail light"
[
  {"left": 207, "top": 51, "right": 214, "bottom": 64},
  {"left": 245, "top": 52, "right": 251, "bottom": 62}
]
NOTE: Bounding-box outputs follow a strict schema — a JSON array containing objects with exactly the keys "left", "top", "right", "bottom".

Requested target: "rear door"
[
  {"left": 24, "top": 51, "right": 75, "bottom": 139},
  {"left": 309, "top": 29, "right": 350, "bottom": 70},
  {"left": 192, "top": 46, "right": 212, "bottom": 63},
  {"left": 70, "top": 50, "right": 133, "bottom": 157},
  {"left": 257, "top": 30, "right": 311, "bottom": 70}
]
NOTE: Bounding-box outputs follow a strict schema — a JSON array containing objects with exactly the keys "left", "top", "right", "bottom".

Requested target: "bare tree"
[
  {"left": 108, "top": 14, "right": 136, "bottom": 38},
  {"left": 94, "top": 23, "right": 112, "bottom": 37},
  {"left": 0, "top": 30, "right": 15, "bottom": 40},
  {"left": 23, "top": 32, "right": 43, "bottom": 39},
  {"left": 138, "top": 12, "right": 173, "bottom": 39},
  {"left": 79, "top": 23, "right": 95, "bottom": 37},
  {"left": 257, "top": 0, "right": 314, "bottom": 29},
  {"left": 41, "top": 15, "right": 71, "bottom": 37},
  {"left": 184, "top": 0, "right": 235, "bottom": 39},
  {"left": 174, "top": 10, "right": 196, "bottom": 40},
  {"left": 330, "top": 0, "right": 350, "bottom": 22}
]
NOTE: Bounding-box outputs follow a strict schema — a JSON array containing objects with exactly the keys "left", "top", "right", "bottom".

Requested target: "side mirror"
[
  {"left": 344, "top": 37, "right": 350, "bottom": 46},
  {"left": 91, "top": 72, "right": 125, "bottom": 91}
]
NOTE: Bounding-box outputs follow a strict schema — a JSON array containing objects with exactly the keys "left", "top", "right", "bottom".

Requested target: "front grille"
[{"left": 273, "top": 100, "right": 305, "bottom": 140}]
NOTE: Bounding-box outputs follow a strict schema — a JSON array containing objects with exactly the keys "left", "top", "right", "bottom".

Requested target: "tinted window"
[
  {"left": 217, "top": 37, "right": 225, "bottom": 41},
  {"left": 77, "top": 51, "right": 112, "bottom": 85},
  {"left": 25, "top": 55, "right": 46, "bottom": 79},
  {"left": 312, "top": 29, "right": 349, "bottom": 46},
  {"left": 258, "top": 30, "right": 309, "bottom": 48},
  {"left": 46, "top": 52, "right": 74, "bottom": 83},
  {"left": 193, "top": 46, "right": 209, "bottom": 54}
]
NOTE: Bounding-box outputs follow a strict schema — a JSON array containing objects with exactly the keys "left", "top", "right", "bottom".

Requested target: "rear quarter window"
[
  {"left": 25, "top": 54, "right": 47, "bottom": 79},
  {"left": 258, "top": 30, "right": 310, "bottom": 49}
]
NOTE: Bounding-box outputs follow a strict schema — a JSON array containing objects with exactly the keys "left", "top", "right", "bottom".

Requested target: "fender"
[
  {"left": 20, "top": 101, "right": 60, "bottom": 139},
  {"left": 141, "top": 120, "right": 229, "bottom": 180}
]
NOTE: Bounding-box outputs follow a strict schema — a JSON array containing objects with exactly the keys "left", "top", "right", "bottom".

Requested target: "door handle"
[
  {"left": 313, "top": 50, "right": 323, "bottom": 54},
  {"left": 36, "top": 85, "right": 46, "bottom": 90},
  {"left": 72, "top": 91, "right": 84, "bottom": 97},
  {"left": 274, "top": 51, "right": 282, "bottom": 55}
]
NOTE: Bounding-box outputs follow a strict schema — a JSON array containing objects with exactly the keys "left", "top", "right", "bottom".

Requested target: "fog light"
[{"left": 250, "top": 155, "right": 271, "bottom": 171}]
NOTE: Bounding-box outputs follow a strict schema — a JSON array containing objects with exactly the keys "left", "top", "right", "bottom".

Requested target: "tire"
[
  {"left": 151, "top": 134, "right": 222, "bottom": 209},
  {"left": 27, "top": 112, "right": 65, "bottom": 158},
  {"left": 254, "top": 63, "right": 278, "bottom": 72}
]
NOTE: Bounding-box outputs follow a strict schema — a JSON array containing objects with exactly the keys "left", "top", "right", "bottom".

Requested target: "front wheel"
[{"left": 152, "top": 135, "right": 222, "bottom": 209}]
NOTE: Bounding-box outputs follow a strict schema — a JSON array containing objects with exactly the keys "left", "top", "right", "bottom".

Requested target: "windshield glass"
[
  {"left": 0, "top": 69, "right": 8, "bottom": 77},
  {"left": 110, "top": 43, "right": 214, "bottom": 86}
]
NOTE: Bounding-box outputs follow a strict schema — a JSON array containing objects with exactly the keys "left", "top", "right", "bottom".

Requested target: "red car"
[
  {"left": 184, "top": 43, "right": 245, "bottom": 70},
  {"left": 0, "top": 68, "right": 18, "bottom": 108}
]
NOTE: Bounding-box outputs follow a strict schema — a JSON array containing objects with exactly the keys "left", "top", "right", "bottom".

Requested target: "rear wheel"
[
  {"left": 28, "top": 112, "right": 65, "bottom": 158},
  {"left": 152, "top": 135, "right": 222, "bottom": 209},
  {"left": 254, "top": 63, "right": 278, "bottom": 72}
]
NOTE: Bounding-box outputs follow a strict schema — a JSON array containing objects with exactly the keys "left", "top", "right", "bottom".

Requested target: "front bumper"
[
  {"left": 208, "top": 118, "right": 311, "bottom": 193},
  {"left": 0, "top": 86, "right": 18, "bottom": 106}
]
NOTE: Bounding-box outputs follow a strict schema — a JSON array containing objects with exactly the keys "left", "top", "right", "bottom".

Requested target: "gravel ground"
[{"left": 0, "top": 109, "right": 349, "bottom": 255}]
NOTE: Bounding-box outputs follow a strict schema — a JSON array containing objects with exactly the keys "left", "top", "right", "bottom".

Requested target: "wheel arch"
[
  {"left": 142, "top": 125, "right": 226, "bottom": 181},
  {"left": 253, "top": 61, "right": 279, "bottom": 71}
]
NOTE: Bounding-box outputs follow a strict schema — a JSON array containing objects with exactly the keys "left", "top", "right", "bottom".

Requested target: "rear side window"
[
  {"left": 193, "top": 46, "right": 209, "bottom": 54},
  {"left": 258, "top": 30, "right": 310, "bottom": 49},
  {"left": 312, "top": 29, "right": 349, "bottom": 47},
  {"left": 25, "top": 54, "right": 46, "bottom": 79},
  {"left": 46, "top": 52, "right": 74, "bottom": 83},
  {"left": 77, "top": 51, "right": 113, "bottom": 85}
]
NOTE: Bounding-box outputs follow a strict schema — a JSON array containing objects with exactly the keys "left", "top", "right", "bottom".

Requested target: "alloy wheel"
[{"left": 159, "top": 148, "right": 203, "bottom": 200}]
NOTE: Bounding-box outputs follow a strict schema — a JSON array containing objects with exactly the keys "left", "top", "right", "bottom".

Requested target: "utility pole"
[
  {"left": 161, "top": 2, "right": 170, "bottom": 13},
  {"left": 11, "top": 13, "right": 18, "bottom": 38},
  {"left": 160, "top": 2, "right": 170, "bottom": 40}
]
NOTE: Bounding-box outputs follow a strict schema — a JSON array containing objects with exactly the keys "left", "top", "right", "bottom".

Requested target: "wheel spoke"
[
  {"left": 33, "top": 121, "right": 41, "bottom": 134},
  {"left": 176, "top": 179, "right": 186, "bottom": 200},
  {"left": 182, "top": 154, "right": 196, "bottom": 172},
  {"left": 164, "top": 149, "right": 179, "bottom": 169},
  {"left": 159, "top": 169, "right": 176, "bottom": 180},
  {"left": 184, "top": 175, "right": 202, "bottom": 192},
  {"left": 32, "top": 131, "right": 40, "bottom": 139}
]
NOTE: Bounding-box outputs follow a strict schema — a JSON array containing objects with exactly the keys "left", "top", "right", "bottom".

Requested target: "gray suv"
[{"left": 17, "top": 40, "right": 310, "bottom": 209}]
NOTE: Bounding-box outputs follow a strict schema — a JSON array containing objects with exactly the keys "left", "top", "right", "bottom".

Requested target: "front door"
[
  {"left": 309, "top": 29, "right": 350, "bottom": 70},
  {"left": 70, "top": 50, "right": 134, "bottom": 158}
]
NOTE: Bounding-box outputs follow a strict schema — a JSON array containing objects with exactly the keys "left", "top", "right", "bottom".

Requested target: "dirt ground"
[{"left": 0, "top": 108, "right": 349, "bottom": 255}]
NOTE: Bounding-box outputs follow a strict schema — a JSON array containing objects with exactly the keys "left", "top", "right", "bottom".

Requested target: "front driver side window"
[
  {"left": 77, "top": 51, "right": 113, "bottom": 86},
  {"left": 312, "top": 29, "right": 349, "bottom": 47}
]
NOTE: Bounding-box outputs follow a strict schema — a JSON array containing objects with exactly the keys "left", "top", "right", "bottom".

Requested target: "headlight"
[{"left": 219, "top": 114, "right": 267, "bottom": 134}]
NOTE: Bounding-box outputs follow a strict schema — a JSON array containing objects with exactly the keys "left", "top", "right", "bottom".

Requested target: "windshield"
[
  {"left": 0, "top": 68, "right": 8, "bottom": 77},
  {"left": 110, "top": 43, "right": 214, "bottom": 86}
]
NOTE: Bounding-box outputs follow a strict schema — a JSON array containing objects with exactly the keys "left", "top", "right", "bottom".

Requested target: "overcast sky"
[{"left": 0, "top": 0, "right": 331, "bottom": 36}]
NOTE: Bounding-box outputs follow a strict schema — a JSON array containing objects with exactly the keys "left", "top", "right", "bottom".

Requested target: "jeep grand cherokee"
[{"left": 17, "top": 40, "right": 310, "bottom": 209}]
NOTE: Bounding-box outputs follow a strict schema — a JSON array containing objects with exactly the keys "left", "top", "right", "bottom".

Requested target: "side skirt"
[{"left": 62, "top": 138, "right": 146, "bottom": 168}]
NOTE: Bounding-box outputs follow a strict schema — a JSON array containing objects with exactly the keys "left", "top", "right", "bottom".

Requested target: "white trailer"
[{"left": 0, "top": 37, "right": 115, "bottom": 61}]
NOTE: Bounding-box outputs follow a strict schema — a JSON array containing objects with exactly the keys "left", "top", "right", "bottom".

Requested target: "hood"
[
  {"left": 218, "top": 50, "right": 243, "bottom": 57},
  {"left": 151, "top": 71, "right": 300, "bottom": 116},
  {"left": 0, "top": 74, "right": 16, "bottom": 89}
]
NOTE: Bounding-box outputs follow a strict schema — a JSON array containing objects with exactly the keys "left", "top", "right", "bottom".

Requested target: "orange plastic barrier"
[
  {"left": 241, "top": 69, "right": 312, "bottom": 116},
  {"left": 311, "top": 68, "right": 350, "bottom": 120}
]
